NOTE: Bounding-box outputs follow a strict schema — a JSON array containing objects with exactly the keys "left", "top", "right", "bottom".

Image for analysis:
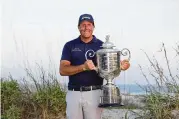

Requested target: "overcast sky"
[{"left": 1, "top": 0, "right": 179, "bottom": 85}]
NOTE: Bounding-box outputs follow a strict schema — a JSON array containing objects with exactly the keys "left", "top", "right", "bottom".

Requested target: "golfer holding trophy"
[{"left": 85, "top": 35, "right": 131, "bottom": 107}]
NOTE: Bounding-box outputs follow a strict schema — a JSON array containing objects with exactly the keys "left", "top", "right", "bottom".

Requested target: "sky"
[{"left": 1, "top": 0, "right": 179, "bottom": 85}]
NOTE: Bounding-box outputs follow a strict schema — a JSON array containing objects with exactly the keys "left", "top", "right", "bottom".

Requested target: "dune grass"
[
  {"left": 131, "top": 43, "right": 179, "bottom": 119},
  {"left": 1, "top": 65, "right": 66, "bottom": 119}
]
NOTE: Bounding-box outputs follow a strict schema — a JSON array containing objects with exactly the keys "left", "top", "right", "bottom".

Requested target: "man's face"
[{"left": 78, "top": 20, "right": 94, "bottom": 38}]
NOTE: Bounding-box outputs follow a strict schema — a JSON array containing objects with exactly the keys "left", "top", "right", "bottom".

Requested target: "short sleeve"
[{"left": 61, "top": 43, "right": 71, "bottom": 61}]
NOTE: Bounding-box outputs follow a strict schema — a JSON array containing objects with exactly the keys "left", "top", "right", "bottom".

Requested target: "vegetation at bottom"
[
  {"left": 1, "top": 65, "right": 66, "bottom": 119},
  {"left": 130, "top": 43, "right": 179, "bottom": 119}
]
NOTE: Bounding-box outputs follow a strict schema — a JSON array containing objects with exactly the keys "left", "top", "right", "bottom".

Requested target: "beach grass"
[
  {"left": 1, "top": 66, "right": 66, "bottom": 119},
  {"left": 132, "top": 43, "right": 179, "bottom": 119}
]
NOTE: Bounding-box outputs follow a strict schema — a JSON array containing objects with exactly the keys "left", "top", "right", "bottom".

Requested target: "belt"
[{"left": 68, "top": 85, "right": 101, "bottom": 91}]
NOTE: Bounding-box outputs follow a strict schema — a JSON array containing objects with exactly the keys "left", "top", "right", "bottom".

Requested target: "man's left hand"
[{"left": 120, "top": 59, "right": 130, "bottom": 71}]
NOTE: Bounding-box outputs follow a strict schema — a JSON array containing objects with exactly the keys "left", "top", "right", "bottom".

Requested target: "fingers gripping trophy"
[{"left": 85, "top": 35, "right": 131, "bottom": 107}]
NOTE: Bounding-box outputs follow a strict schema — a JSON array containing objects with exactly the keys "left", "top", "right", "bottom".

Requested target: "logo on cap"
[{"left": 81, "top": 16, "right": 91, "bottom": 20}]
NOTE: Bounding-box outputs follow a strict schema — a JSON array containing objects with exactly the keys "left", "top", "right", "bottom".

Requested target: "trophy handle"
[
  {"left": 121, "top": 48, "right": 131, "bottom": 61},
  {"left": 85, "top": 49, "right": 98, "bottom": 72},
  {"left": 85, "top": 49, "right": 96, "bottom": 60}
]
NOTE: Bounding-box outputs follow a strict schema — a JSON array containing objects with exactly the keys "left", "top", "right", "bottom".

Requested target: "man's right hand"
[{"left": 84, "top": 60, "right": 96, "bottom": 70}]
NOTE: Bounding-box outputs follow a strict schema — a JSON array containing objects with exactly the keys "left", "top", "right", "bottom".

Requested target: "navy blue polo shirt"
[{"left": 61, "top": 35, "right": 104, "bottom": 86}]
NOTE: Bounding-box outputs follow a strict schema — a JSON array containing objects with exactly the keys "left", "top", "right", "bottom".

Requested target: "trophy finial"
[
  {"left": 102, "top": 35, "right": 114, "bottom": 48},
  {"left": 105, "top": 35, "right": 110, "bottom": 42}
]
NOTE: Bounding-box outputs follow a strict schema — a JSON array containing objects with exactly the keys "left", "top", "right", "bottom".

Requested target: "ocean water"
[{"left": 117, "top": 84, "right": 146, "bottom": 95}]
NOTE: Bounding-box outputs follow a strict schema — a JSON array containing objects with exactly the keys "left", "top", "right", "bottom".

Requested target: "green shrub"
[
  {"left": 3, "top": 104, "right": 21, "bottom": 119},
  {"left": 32, "top": 83, "right": 66, "bottom": 118},
  {"left": 1, "top": 64, "right": 67, "bottom": 119},
  {"left": 1, "top": 78, "right": 22, "bottom": 118}
]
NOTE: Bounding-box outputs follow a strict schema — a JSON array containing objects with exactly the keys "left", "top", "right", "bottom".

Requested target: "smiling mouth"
[{"left": 84, "top": 30, "right": 91, "bottom": 32}]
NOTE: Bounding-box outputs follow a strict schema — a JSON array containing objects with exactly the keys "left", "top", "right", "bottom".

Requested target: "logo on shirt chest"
[{"left": 72, "top": 48, "right": 82, "bottom": 52}]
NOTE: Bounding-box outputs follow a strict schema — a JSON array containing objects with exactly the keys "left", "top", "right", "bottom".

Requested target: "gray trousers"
[{"left": 66, "top": 90, "right": 103, "bottom": 119}]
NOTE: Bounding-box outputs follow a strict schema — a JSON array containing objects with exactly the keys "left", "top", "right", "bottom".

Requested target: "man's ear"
[{"left": 78, "top": 26, "right": 81, "bottom": 30}]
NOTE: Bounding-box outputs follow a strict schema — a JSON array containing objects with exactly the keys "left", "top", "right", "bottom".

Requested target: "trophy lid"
[{"left": 101, "top": 35, "right": 115, "bottom": 49}]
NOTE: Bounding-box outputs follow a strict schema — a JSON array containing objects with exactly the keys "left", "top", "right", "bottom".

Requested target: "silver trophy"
[
  {"left": 97, "top": 35, "right": 130, "bottom": 107},
  {"left": 85, "top": 35, "right": 131, "bottom": 107}
]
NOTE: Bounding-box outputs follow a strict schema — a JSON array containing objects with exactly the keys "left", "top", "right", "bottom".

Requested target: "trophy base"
[
  {"left": 99, "top": 84, "right": 122, "bottom": 108},
  {"left": 98, "top": 103, "right": 124, "bottom": 108}
]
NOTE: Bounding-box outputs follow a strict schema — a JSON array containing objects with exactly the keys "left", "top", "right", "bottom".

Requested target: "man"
[{"left": 60, "top": 14, "right": 130, "bottom": 119}]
